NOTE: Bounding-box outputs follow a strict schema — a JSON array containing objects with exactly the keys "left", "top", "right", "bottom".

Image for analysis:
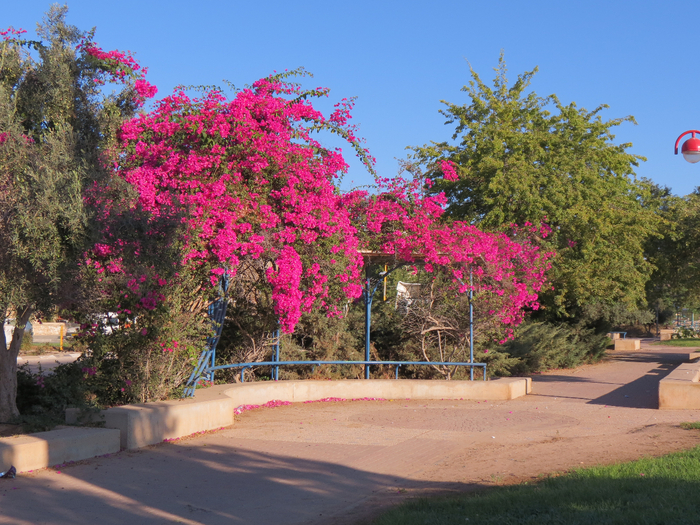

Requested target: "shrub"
[
  {"left": 673, "top": 326, "right": 698, "bottom": 339},
  {"left": 503, "top": 322, "right": 609, "bottom": 375},
  {"left": 15, "top": 361, "right": 92, "bottom": 432}
]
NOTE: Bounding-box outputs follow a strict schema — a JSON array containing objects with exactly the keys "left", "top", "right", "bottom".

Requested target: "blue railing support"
[
  {"left": 272, "top": 327, "right": 280, "bottom": 380},
  {"left": 364, "top": 273, "right": 372, "bottom": 379},
  {"left": 183, "top": 271, "right": 230, "bottom": 397},
  {"left": 469, "top": 267, "right": 474, "bottom": 381},
  {"left": 185, "top": 262, "right": 487, "bottom": 396}
]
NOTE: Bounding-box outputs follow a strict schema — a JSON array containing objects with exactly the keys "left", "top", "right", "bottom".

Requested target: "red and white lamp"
[{"left": 675, "top": 130, "right": 700, "bottom": 163}]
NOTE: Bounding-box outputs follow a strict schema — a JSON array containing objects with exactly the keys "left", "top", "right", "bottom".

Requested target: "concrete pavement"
[
  {"left": 2, "top": 341, "right": 700, "bottom": 525},
  {"left": 17, "top": 353, "right": 81, "bottom": 374}
]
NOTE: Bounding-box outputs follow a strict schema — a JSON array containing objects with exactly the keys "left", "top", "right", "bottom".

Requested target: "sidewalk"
[
  {"left": 2, "top": 341, "right": 700, "bottom": 525},
  {"left": 17, "top": 352, "right": 81, "bottom": 374}
]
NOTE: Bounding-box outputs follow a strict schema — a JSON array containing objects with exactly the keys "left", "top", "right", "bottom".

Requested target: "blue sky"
[{"left": 5, "top": 1, "right": 700, "bottom": 196}]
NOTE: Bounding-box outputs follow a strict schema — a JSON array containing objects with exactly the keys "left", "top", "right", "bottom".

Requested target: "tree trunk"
[{"left": 0, "top": 306, "right": 32, "bottom": 422}]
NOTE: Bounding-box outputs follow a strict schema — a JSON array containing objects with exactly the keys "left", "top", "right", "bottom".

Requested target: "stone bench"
[
  {"left": 614, "top": 338, "right": 641, "bottom": 351},
  {"left": 0, "top": 377, "right": 531, "bottom": 473},
  {"left": 660, "top": 329, "right": 675, "bottom": 341},
  {"left": 659, "top": 361, "right": 700, "bottom": 409},
  {"left": 67, "top": 377, "right": 532, "bottom": 450},
  {"left": 0, "top": 427, "right": 119, "bottom": 473}
]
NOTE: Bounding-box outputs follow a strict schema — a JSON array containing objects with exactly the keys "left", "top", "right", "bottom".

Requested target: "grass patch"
[
  {"left": 681, "top": 422, "right": 700, "bottom": 430},
  {"left": 369, "top": 446, "right": 700, "bottom": 524},
  {"left": 652, "top": 338, "right": 700, "bottom": 347},
  {"left": 19, "top": 341, "right": 75, "bottom": 355}
]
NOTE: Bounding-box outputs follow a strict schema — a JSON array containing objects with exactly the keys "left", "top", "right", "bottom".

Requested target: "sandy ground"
[{"left": 2, "top": 341, "right": 700, "bottom": 524}]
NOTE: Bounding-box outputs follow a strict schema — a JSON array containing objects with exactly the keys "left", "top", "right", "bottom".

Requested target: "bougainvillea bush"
[
  {"left": 334, "top": 167, "right": 553, "bottom": 378},
  {"left": 85, "top": 67, "right": 552, "bottom": 396},
  {"left": 111, "top": 71, "right": 375, "bottom": 332},
  {"left": 80, "top": 70, "right": 376, "bottom": 394}
]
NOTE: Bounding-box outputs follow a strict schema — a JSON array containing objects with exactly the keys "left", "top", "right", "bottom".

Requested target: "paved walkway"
[
  {"left": 17, "top": 352, "right": 81, "bottom": 374},
  {"left": 3, "top": 341, "right": 700, "bottom": 524}
]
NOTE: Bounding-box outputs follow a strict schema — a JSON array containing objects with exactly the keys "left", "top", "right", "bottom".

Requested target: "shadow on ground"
[
  {"left": 1, "top": 441, "right": 475, "bottom": 525},
  {"left": 531, "top": 351, "right": 685, "bottom": 409}
]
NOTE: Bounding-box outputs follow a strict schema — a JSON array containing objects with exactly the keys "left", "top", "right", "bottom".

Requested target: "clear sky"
[{"left": 5, "top": 0, "right": 700, "bottom": 196}]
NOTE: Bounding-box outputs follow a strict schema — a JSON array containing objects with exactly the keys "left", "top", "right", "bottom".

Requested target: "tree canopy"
[
  {"left": 0, "top": 6, "right": 154, "bottom": 419},
  {"left": 413, "top": 55, "right": 662, "bottom": 320},
  {"left": 644, "top": 186, "right": 700, "bottom": 319}
]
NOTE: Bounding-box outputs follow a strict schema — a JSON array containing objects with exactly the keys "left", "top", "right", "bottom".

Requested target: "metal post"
[
  {"left": 276, "top": 329, "right": 280, "bottom": 380},
  {"left": 364, "top": 272, "right": 372, "bottom": 379},
  {"left": 383, "top": 264, "right": 387, "bottom": 301},
  {"left": 469, "top": 267, "right": 474, "bottom": 381}
]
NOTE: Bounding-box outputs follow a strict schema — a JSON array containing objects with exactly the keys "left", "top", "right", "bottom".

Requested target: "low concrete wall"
[
  {"left": 687, "top": 351, "right": 700, "bottom": 362},
  {"left": 32, "top": 322, "right": 62, "bottom": 336},
  {"left": 67, "top": 388, "right": 238, "bottom": 450},
  {"left": 67, "top": 377, "right": 531, "bottom": 450},
  {"left": 0, "top": 427, "right": 119, "bottom": 473},
  {"left": 659, "top": 362, "right": 700, "bottom": 409},
  {"left": 614, "top": 338, "right": 641, "bottom": 351}
]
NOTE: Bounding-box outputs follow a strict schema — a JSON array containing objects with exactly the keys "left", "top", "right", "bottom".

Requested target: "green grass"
[
  {"left": 32, "top": 341, "right": 74, "bottom": 348},
  {"left": 19, "top": 341, "right": 75, "bottom": 356},
  {"left": 369, "top": 445, "right": 700, "bottom": 524},
  {"left": 652, "top": 338, "right": 700, "bottom": 347}
]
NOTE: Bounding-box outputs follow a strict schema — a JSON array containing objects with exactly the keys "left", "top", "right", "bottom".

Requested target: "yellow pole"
[
  {"left": 383, "top": 264, "right": 387, "bottom": 301},
  {"left": 60, "top": 324, "right": 64, "bottom": 352}
]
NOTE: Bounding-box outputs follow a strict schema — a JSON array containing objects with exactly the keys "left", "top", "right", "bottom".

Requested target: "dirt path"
[{"left": 2, "top": 341, "right": 700, "bottom": 525}]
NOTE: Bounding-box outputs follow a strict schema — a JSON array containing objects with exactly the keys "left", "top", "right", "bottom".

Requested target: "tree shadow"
[
  {"left": 369, "top": 467, "right": 700, "bottom": 524},
  {"left": 1, "top": 440, "right": 475, "bottom": 525},
  {"left": 588, "top": 362, "right": 677, "bottom": 409},
  {"left": 529, "top": 351, "right": 687, "bottom": 409},
  {"left": 607, "top": 351, "right": 688, "bottom": 364},
  {"left": 532, "top": 374, "right": 618, "bottom": 384}
]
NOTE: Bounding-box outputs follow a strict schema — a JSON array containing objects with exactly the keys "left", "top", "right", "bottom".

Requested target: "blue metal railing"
[
  {"left": 183, "top": 272, "right": 230, "bottom": 397},
  {"left": 185, "top": 359, "right": 486, "bottom": 391},
  {"left": 184, "top": 260, "right": 486, "bottom": 396}
]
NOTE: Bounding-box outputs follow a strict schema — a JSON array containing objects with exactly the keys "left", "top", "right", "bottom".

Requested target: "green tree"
[
  {"left": 413, "top": 55, "right": 661, "bottom": 321},
  {"left": 645, "top": 186, "right": 700, "bottom": 325},
  {"left": 0, "top": 6, "right": 144, "bottom": 420}
]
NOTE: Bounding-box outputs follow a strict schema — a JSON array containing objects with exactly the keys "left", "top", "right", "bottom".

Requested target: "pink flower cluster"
[
  {"left": 344, "top": 175, "right": 553, "bottom": 337},
  {"left": 112, "top": 76, "right": 368, "bottom": 332},
  {"left": 79, "top": 40, "right": 157, "bottom": 106},
  {"left": 0, "top": 27, "right": 27, "bottom": 40},
  {"left": 160, "top": 340, "right": 179, "bottom": 353},
  {"left": 83, "top": 258, "right": 167, "bottom": 315},
  {"left": 88, "top": 71, "right": 551, "bottom": 342},
  {"left": 233, "top": 399, "right": 292, "bottom": 414}
]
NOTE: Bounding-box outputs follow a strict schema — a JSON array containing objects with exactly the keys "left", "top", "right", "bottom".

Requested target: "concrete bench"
[
  {"left": 660, "top": 329, "right": 675, "bottom": 341},
  {"left": 0, "top": 427, "right": 119, "bottom": 473},
  {"left": 67, "top": 377, "right": 532, "bottom": 450},
  {"left": 659, "top": 361, "right": 700, "bottom": 409},
  {"left": 614, "top": 338, "right": 641, "bottom": 351}
]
